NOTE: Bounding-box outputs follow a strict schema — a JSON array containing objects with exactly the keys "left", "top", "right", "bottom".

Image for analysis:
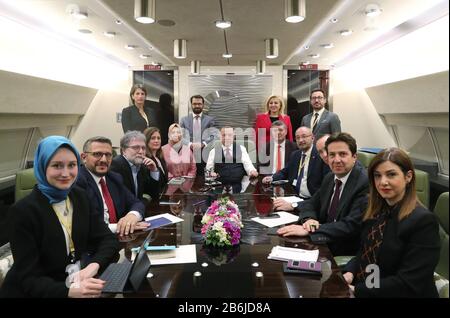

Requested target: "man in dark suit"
[
  {"left": 110, "top": 131, "right": 161, "bottom": 201},
  {"left": 275, "top": 132, "right": 369, "bottom": 256},
  {"left": 263, "top": 126, "right": 329, "bottom": 199},
  {"left": 258, "top": 120, "right": 297, "bottom": 175},
  {"left": 77, "top": 136, "right": 148, "bottom": 236},
  {"left": 180, "top": 95, "right": 217, "bottom": 175},
  {"left": 301, "top": 89, "right": 341, "bottom": 139}
]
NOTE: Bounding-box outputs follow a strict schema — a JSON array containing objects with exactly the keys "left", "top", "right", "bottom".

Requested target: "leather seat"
[
  {"left": 434, "top": 192, "right": 449, "bottom": 298},
  {"left": 356, "top": 151, "right": 375, "bottom": 169},
  {"left": 14, "top": 168, "right": 37, "bottom": 202},
  {"left": 414, "top": 169, "right": 429, "bottom": 208}
]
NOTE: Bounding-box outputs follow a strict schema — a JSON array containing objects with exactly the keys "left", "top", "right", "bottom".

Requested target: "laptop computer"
[{"left": 100, "top": 231, "right": 153, "bottom": 293}]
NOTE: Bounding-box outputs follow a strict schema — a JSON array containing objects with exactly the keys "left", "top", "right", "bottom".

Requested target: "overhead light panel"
[
  {"left": 284, "top": 0, "right": 305, "bottom": 23},
  {"left": 308, "top": 53, "right": 320, "bottom": 58},
  {"left": 340, "top": 29, "right": 353, "bottom": 36},
  {"left": 321, "top": 43, "right": 334, "bottom": 49},
  {"left": 135, "top": 0, "right": 156, "bottom": 24},
  {"left": 256, "top": 60, "right": 266, "bottom": 74},
  {"left": 125, "top": 44, "right": 137, "bottom": 50},
  {"left": 103, "top": 31, "right": 116, "bottom": 38},
  {"left": 265, "top": 38, "right": 279, "bottom": 59},
  {"left": 140, "top": 54, "right": 151, "bottom": 59},
  {"left": 222, "top": 53, "right": 232, "bottom": 58},
  {"left": 174, "top": 39, "right": 187, "bottom": 59},
  {"left": 191, "top": 60, "right": 201, "bottom": 74}
]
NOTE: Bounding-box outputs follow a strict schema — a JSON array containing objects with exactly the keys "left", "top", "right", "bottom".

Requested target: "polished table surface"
[{"left": 116, "top": 176, "right": 351, "bottom": 298}]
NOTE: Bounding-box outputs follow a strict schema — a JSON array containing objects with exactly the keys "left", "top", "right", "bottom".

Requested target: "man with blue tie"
[
  {"left": 274, "top": 132, "right": 369, "bottom": 256},
  {"left": 262, "top": 126, "right": 328, "bottom": 199}
]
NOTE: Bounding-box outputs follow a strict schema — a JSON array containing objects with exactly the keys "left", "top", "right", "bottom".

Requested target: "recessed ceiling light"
[
  {"left": 301, "top": 61, "right": 310, "bottom": 65},
  {"left": 330, "top": 18, "right": 338, "bottom": 23},
  {"left": 308, "top": 53, "right": 320, "bottom": 58},
  {"left": 150, "top": 61, "right": 159, "bottom": 66},
  {"left": 304, "top": 45, "right": 310, "bottom": 50},
  {"left": 125, "top": 44, "right": 137, "bottom": 50},
  {"left": 78, "top": 29, "right": 92, "bottom": 34},
  {"left": 115, "top": 19, "right": 122, "bottom": 24},
  {"left": 215, "top": 20, "right": 232, "bottom": 29},
  {"left": 222, "top": 53, "right": 232, "bottom": 58},
  {"left": 339, "top": 29, "right": 353, "bottom": 36},
  {"left": 103, "top": 31, "right": 116, "bottom": 38},
  {"left": 140, "top": 54, "right": 151, "bottom": 59},
  {"left": 71, "top": 11, "right": 88, "bottom": 20},
  {"left": 321, "top": 43, "right": 334, "bottom": 49},
  {"left": 365, "top": 4, "right": 382, "bottom": 17}
]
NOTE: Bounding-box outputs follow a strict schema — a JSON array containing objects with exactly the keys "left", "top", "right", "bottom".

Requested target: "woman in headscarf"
[
  {"left": 0, "top": 136, "right": 119, "bottom": 298},
  {"left": 162, "top": 123, "right": 196, "bottom": 179}
]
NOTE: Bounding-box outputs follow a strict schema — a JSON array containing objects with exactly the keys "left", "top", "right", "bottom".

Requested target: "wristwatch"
[{"left": 291, "top": 202, "right": 298, "bottom": 208}]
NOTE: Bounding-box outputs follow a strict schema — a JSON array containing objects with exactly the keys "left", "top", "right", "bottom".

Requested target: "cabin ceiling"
[{"left": 1, "top": 0, "right": 447, "bottom": 68}]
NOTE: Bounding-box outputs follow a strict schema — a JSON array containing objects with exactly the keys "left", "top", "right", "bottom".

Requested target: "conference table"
[{"left": 117, "top": 176, "right": 352, "bottom": 298}]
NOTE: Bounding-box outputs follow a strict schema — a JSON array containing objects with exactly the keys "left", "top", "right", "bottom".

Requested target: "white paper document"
[
  {"left": 268, "top": 245, "right": 319, "bottom": 262},
  {"left": 145, "top": 213, "right": 184, "bottom": 224},
  {"left": 148, "top": 244, "right": 197, "bottom": 265},
  {"left": 279, "top": 196, "right": 303, "bottom": 204},
  {"left": 251, "top": 212, "right": 299, "bottom": 227}
]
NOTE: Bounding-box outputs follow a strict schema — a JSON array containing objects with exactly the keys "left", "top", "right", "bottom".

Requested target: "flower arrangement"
[{"left": 201, "top": 197, "right": 243, "bottom": 247}]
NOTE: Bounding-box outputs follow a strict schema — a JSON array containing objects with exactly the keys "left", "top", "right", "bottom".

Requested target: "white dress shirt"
[{"left": 206, "top": 144, "right": 257, "bottom": 175}]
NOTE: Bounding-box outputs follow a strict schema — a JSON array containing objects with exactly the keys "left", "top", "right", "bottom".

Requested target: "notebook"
[{"left": 99, "top": 231, "right": 153, "bottom": 293}]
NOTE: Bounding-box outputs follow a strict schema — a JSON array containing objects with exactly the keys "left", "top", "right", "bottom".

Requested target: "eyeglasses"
[
  {"left": 127, "top": 145, "right": 147, "bottom": 151},
  {"left": 296, "top": 134, "right": 312, "bottom": 139},
  {"left": 85, "top": 152, "right": 113, "bottom": 159},
  {"left": 311, "top": 96, "right": 324, "bottom": 100}
]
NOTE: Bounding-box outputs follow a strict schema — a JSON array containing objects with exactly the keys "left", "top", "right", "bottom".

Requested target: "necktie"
[
  {"left": 327, "top": 179, "right": 342, "bottom": 222},
  {"left": 193, "top": 115, "right": 201, "bottom": 142},
  {"left": 225, "top": 147, "right": 232, "bottom": 162},
  {"left": 99, "top": 178, "right": 117, "bottom": 224},
  {"left": 276, "top": 144, "right": 282, "bottom": 172},
  {"left": 312, "top": 113, "right": 319, "bottom": 132},
  {"left": 295, "top": 153, "right": 307, "bottom": 194}
]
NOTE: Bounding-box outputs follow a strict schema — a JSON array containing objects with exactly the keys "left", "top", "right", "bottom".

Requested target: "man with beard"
[
  {"left": 110, "top": 131, "right": 161, "bottom": 200},
  {"left": 180, "top": 95, "right": 216, "bottom": 175},
  {"left": 77, "top": 136, "right": 148, "bottom": 236},
  {"left": 301, "top": 89, "right": 341, "bottom": 139}
]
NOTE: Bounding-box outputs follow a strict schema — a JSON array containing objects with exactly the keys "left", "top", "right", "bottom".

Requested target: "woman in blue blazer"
[
  {"left": 343, "top": 147, "right": 440, "bottom": 297},
  {"left": 0, "top": 136, "right": 119, "bottom": 298}
]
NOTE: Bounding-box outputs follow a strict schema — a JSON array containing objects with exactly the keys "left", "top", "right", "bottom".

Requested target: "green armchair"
[
  {"left": 434, "top": 192, "right": 449, "bottom": 298},
  {"left": 14, "top": 168, "right": 37, "bottom": 202}
]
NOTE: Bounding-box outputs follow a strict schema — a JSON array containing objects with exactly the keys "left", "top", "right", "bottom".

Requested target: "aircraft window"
[
  {"left": 0, "top": 129, "right": 29, "bottom": 178},
  {"left": 431, "top": 127, "right": 449, "bottom": 176}
]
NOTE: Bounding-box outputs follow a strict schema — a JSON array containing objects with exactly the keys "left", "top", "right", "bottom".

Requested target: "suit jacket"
[
  {"left": 272, "top": 146, "right": 330, "bottom": 197},
  {"left": 0, "top": 186, "right": 119, "bottom": 298},
  {"left": 345, "top": 205, "right": 440, "bottom": 298},
  {"left": 258, "top": 140, "right": 297, "bottom": 174},
  {"left": 76, "top": 166, "right": 145, "bottom": 221},
  {"left": 110, "top": 155, "right": 160, "bottom": 200},
  {"left": 300, "top": 109, "right": 341, "bottom": 139},
  {"left": 298, "top": 163, "right": 369, "bottom": 256},
  {"left": 121, "top": 104, "right": 154, "bottom": 133},
  {"left": 180, "top": 113, "right": 216, "bottom": 145},
  {"left": 254, "top": 113, "right": 293, "bottom": 149}
]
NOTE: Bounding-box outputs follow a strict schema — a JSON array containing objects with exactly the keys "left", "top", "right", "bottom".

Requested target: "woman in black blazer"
[
  {"left": 0, "top": 136, "right": 119, "bottom": 298},
  {"left": 144, "top": 127, "right": 168, "bottom": 185},
  {"left": 121, "top": 84, "right": 153, "bottom": 133},
  {"left": 343, "top": 147, "right": 440, "bottom": 297}
]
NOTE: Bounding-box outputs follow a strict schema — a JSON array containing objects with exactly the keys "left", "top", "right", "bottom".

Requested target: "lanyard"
[
  {"left": 297, "top": 154, "right": 307, "bottom": 176},
  {"left": 53, "top": 197, "right": 75, "bottom": 254}
]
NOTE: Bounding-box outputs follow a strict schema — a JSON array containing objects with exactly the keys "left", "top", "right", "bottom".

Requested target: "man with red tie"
[
  {"left": 274, "top": 132, "right": 368, "bottom": 256},
  {"left": 77, "top": 136, "right": 148, "bottom": 236}
]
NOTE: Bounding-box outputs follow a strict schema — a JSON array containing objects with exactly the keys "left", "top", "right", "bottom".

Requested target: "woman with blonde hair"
[
  {"left": 343, "top": 147, "right": 440, "bottom": 297},
  {"left": 162, "top": 123, "right": 196, "bottom": 179},
  {"left": 254, "top": 95, "right": 293, "bottom": 149}
]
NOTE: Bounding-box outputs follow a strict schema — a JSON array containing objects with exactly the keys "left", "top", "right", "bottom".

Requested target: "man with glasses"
[
  {"left": 301, "top": 89, "right": 341, "bottom": 139},
  {"left": 263, "top": 126, "right": 329, "bottom": 200},
  {"left": 77, "top": 136, "right": 148, "bottom": 236},
  {"left": 110, "top": 131, "right": 160, "bottom": 201}
]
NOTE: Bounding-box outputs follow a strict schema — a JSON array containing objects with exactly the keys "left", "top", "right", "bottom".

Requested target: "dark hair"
[
  {"left": 271, "top": 120, "right": 287, "bottom": 129},
  {"left": 83, "top": 136, "right": 112, "bottom": 152},
  {"left": 190, "top": 95, "right": 204, "bottom": 104},
  {"left": 325, "top": 132, "right": 357, "bottom": 155},
  {"left": 130, "top": 84, "right": 147, "bottom": 105},
  {"left": 309, "top": 88, "right": 326, "bottom": 100},
  {"left": 143, "top": 127, "right": 163, "bottom": 160},
  {"left": 364, "top": 147, "right": 418, "bottom": 221}
]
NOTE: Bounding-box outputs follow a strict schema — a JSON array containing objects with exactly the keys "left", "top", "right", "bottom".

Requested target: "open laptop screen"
[{"left": 128, "top": 230, "right": 153, "bottom": 291}]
